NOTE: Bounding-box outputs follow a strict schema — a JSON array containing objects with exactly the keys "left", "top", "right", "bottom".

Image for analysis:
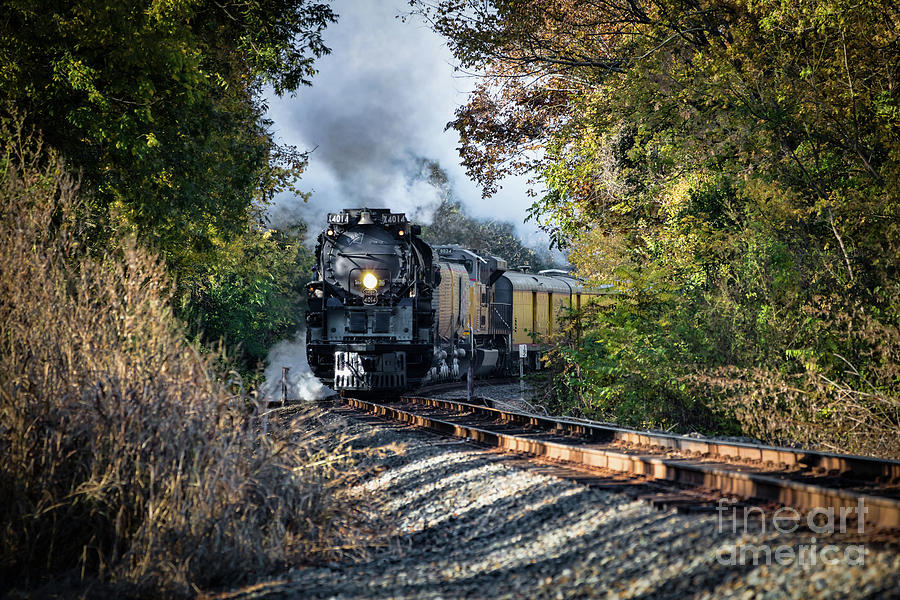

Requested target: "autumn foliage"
[{"left": 416, "top": 0, "right": 900, "bottom": 455}]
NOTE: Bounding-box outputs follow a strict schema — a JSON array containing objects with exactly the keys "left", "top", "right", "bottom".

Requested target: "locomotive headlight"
[{"left": 362, "top": 272, "right": 378, "bottom": 290}]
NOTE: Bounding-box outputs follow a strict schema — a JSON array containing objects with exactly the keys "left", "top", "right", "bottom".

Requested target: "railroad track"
[{"left": 342, "top": 394, "right": 900, "bottom": 530}]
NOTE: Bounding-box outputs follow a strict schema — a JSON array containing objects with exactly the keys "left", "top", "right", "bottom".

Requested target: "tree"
[
  {"left": 0, "top": 0, "right": 334, "bottom": 271},
  {"left": 415, "top": 0, "right": 900, "bottom": 453},
  {"left": 1, "top": 0, "right": 336, "bottom": 372}
]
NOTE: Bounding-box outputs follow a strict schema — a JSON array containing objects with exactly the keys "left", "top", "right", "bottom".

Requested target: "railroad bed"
[
  {"left": 349, "top": 394, "right": 900, "bottom": 530},
  {"left": 221, "top": 395, "right": 900, "bottom": 600}
]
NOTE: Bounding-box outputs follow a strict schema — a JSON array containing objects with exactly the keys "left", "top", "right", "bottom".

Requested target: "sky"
[{"left": 264, "top": 0, "right": 547, "bottom": 245}]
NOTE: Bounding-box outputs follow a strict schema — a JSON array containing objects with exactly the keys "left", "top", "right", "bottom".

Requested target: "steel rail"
[
  {"left": 345, "top": 396, "right": 900, "bottom": 529},
  {"left": 401, "top": 396, "right": 900, "bottom": 481}
]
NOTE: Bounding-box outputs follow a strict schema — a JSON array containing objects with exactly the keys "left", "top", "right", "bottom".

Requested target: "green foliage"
[
  {"left": 420, "top": 0, "right": 900, "bottom": 453},
  {"left": 0, "top": 0, "right": 334, "bottom": 268},
  {"left": 179, "top": 222, "right": 314, "bottom": 374},
  {"left": 1, "top": 0, "right": 335, "bottom": 376},
  {"left": 544, "top": 297, "right": 741, "bottom": 433}
]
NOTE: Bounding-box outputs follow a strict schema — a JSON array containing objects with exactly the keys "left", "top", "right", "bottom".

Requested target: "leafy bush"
[
  {"left": 175, "top": 221, "right": 315, "bottom": 380},
  {"left": 0, "top": 123, "right": 367, "bottom": 596},
  {"left": 541, "top": 226, "right": 900, "bottom": 455},
  {"left": 541, "top": 298, "right": 740, "bottom": 434},
  {"left": 691, "top": 295, "right": 900, "bottom": 457}
]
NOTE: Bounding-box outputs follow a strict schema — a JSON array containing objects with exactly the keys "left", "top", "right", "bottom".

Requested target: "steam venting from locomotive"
[{"left": 258, "top": 330, "right": 328, "bottom": 402}]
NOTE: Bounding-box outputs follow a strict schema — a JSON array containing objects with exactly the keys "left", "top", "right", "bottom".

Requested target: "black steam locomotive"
[
  {"left": 305, "top": 208, "right": 437, "bottom": 391},
  {"left": 306, "top": 208, "right": 609, "bottom": 393}
]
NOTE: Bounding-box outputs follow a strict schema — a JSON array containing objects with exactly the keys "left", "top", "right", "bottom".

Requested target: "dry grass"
[
  {"left": 694, "top": 365, "right": 900, "bottom": 458},
  {"left": 0, "top": 121, "right": 371, "bottom": 596}
]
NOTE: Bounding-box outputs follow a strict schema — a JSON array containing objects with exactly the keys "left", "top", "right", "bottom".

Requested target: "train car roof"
[
  {"left": 557, "top": 276, "right": 614, "bottom": 295},
  {"left": 498, "top": 271, "right": 613, "bottom": 295},
  {"left": 498, "top": 271, "right": 574, "bottom": 293}
]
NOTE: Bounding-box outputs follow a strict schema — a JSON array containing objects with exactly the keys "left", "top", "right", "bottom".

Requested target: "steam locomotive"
[{"left": 305, "top": 208, "right": 609, "bottom": 393}]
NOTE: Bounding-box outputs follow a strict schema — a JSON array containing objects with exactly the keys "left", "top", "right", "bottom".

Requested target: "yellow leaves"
[
  {"left": 108, "top": 200, "right": 141, "bottom": 237},
  {"left": 145, "top": 0, "right": 198, "bottom": 23},
  {"left": 151, "top": 168, "right": 174, "bottom": 188},
  {"left": 660, "top": 173, "right": 704, "bottom": 218},
  {"left": 568, "top": 227, "right": 635, "bottom": 287},
  {"left": 741, "top": 177, "right": 806, "bottom": 223}
]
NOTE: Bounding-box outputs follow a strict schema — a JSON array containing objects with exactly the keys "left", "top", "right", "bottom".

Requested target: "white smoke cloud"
[{"left": 259, "top": 329, "right": 335, "bottom": 402}]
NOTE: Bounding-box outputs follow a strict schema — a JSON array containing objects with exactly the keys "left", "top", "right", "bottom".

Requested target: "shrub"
[
  {"left": 540, "top": 298, "right": 740, "bottom": 434},
  {"left": 0, "top": 121, "right": 366, "bottom": 596},
  {"left": 540, "top": 282, "right": 900, "bottom": 457},
  {"left": 691, "top": 295, "right": 900, "bottom": 458}
]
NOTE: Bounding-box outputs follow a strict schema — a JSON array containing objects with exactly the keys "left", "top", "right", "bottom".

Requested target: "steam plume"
[{"left": 259, "top": 330, "right": 334, "bottom": 402}]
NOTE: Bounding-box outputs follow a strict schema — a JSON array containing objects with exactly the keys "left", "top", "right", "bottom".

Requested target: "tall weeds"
[{"left": 0, "top": 120, "right": 365, "bottom": 596}]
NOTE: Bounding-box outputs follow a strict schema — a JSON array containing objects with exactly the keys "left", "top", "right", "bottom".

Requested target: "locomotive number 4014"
[
  {"left": 381, "top": 213, "right": 406, "bottom": 224},
  {"left": 327, "top": 212, "right": 350, "bottom": 224},
  {"left": 327, "top": 212, "right": 406, "bottom": 225}
]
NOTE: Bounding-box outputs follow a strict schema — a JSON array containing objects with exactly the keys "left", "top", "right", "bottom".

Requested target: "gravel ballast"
[{"left": 221, "top": 403, "right": 900, "bottom": 599}]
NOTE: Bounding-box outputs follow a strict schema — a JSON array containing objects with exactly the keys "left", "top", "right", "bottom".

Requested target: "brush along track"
[{"left": 343, "top": 395, "right": 900, "bottom": 530}]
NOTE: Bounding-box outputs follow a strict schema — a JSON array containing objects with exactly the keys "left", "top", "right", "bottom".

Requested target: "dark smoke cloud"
[{"left": 264, "top": 0, "right": 544, "bottom": 243}]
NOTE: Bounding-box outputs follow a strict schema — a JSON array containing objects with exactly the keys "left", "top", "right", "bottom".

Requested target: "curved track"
[{"left": 344, "top": 394, "right": 900, "bottom": 529}]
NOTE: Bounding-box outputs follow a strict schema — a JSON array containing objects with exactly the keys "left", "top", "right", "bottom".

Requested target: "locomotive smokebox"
[
  {"left": 306, "top": 208, "right": 436, "bottom": 392},
  {"left": 323, "top": 225, "right": 407, "bottom": 303}
]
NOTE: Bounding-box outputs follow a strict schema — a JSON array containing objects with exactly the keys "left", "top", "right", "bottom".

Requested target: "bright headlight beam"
[{"left": 362, "top": 272, "right": 378, "bottom": 290}]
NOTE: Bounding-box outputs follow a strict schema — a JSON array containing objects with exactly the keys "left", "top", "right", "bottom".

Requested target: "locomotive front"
[{"left": 305, "top": 208, "right": 436, "bottom": 393}]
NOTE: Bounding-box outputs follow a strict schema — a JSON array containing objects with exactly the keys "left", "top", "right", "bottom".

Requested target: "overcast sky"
[{"left": 264, "top": 0, "right": 545, "bottom": 244}]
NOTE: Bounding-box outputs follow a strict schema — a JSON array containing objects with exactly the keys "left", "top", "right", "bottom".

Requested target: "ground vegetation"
[{"left": 0, "top": 127, "right": 372, "bottom": 596}]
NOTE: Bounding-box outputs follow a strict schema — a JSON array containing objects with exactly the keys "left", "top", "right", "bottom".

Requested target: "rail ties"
[{"left": 343, "top": 395, "right": 900, "bottom": 530}]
